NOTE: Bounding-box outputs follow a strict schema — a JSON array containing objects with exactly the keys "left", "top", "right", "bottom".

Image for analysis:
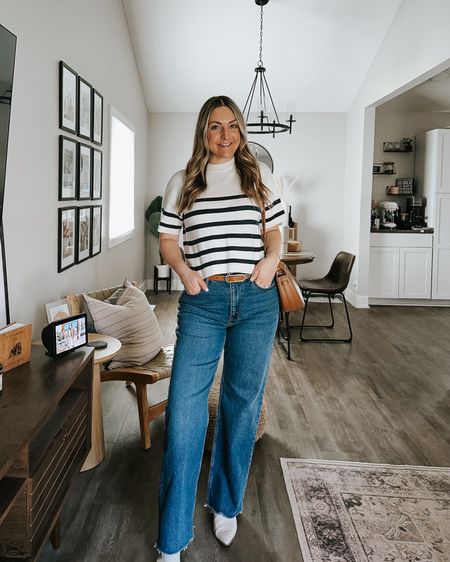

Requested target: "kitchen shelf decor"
[
  {"left": 386, "top": 185, "right": 414, "bottom": 195},
  {"left": 396, "top": 178, "right": 414, "bottom": 189},
  {"left": 383, "top": 138, "right": 414, "bottom": 152},
  {"left": 373, "top": 162, "right": 396, "bottom": 175}
]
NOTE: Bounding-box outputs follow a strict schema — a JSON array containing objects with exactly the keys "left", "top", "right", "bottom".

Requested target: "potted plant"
[
  {"left": 145, "top": 196, "right": 170, "bottom": 278},
  {"left": 400, "top": 138, "right": 413, "bottom": 152}
]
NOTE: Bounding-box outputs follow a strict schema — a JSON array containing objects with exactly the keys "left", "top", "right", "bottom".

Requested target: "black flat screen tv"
[{"left": 0, "top": 23, "right": 17, "bottom": 326}]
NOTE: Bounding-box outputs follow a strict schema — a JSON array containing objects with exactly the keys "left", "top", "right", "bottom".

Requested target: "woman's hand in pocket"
[{"left": 180, "top": 267, "right": 208, "bottom": 295}]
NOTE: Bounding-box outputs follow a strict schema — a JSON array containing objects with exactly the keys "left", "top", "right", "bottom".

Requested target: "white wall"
[
  {"left": 147, "top": 112, "right": 347, "bottom": 281},
  {"left": 0, "top": 0, "right": 148, "bottom": 337},
  {"left": 344, "top": 0, "right": 450, "bottom": 306}
]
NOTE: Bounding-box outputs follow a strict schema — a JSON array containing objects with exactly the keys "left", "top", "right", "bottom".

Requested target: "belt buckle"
[{"left": 225, "top": 273, "right": 246, "bottom": 283}]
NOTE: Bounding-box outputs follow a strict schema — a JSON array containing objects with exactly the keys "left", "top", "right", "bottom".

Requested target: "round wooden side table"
[
  {"left": 281, "top": 251, "right": 316, "bottom": 274},
  {"left": 81, "top": 333, "right": 121, "bottom": 471}
]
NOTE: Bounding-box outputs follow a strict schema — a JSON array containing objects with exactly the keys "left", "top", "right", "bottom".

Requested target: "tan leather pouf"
[{"left": 205, "top": 375, "right": 268, "bottom": 452}]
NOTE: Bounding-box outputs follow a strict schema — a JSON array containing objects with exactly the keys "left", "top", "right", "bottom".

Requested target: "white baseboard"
[
  {"left": 369, "top": 297, "right": 450, "bottom": 307},
  {"left": 345, "top": 289, "right": 369, "bottom": 309}
]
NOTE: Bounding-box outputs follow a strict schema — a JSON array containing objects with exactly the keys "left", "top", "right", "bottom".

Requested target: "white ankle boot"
[
  {"left": 156, "top": 552, "right": 180, "bottom": 562},
  {"left": 213, "top": 513, "right": 237, "bottom": 546}
]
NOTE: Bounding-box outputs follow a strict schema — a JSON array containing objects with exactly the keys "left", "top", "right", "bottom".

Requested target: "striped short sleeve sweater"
[{"left": 158, "top": 158, "right": 285, "bottom": 279}]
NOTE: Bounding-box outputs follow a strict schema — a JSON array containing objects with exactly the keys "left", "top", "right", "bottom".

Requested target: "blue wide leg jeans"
[{"left": 156, "top": 278, "right": 279, "bottom": 555}]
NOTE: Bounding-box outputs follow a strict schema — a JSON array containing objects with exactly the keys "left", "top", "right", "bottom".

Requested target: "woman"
[{"left": 156, "top": 96, "right": 284, "bottom": 561}]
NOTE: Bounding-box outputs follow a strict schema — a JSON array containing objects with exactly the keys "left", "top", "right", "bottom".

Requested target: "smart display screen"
[{"left": 54, "top": 314, "right": 87, "bottom": 356}]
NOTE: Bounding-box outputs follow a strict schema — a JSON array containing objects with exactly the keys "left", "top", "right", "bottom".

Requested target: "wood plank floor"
[{"left": 40, "top": 294, "right": 450, "bottom": 561}]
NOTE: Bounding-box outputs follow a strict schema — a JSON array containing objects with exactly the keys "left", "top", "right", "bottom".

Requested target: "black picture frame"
[
  {"left": 77, "top": 77, "right": 92, "bottom": 140},
  {"left": 92, "top": 89, "right": 103, "bottom": 145},
  {"left": 58, "top": 207, "right": 76, "bottom": 272},
  {"left": 77, "top": 206, "right": 91, "bottom": 263},
  {"left": 77, "top": 142, "right": 92, "bottom": 200},
  {"left": 91, "top": 205, "right": 102, "bottom": 257},
  {"left": 59, "top": 61, "right": 78, "bottom": 134},
  {"left": 92, "top": 148, "right": 102, "bottom": 200},
  {"left": 59, "top": 135, "right": 77, "bottom": 201}
]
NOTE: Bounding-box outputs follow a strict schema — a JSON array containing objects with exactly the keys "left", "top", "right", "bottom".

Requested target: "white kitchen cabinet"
[
  {"left": 437, "top": 131, "right": 450, "bottom": 192},
  {"left": 435, "top": 194, "right": 450, "bottom": 245},
  {"left": 422, "top": 131, "right": 450, "bottom": 299},
  {"left": 423, "top": 129, "right": 450, "bottom": 195},
  {"left": 432, "top": 193, "right": 450, "bottom": 298},
  {"left": 369, "top": 247, "right": 399, "bottom": 298},
  {"left": 433, "top": 248, "right": 450, "bottom": 299},
  {"left": 369, "top": 233, "right": 433, "bottom": 300},
  {"left": 399, "top": 247, "right": 432, "bottom": 298}
]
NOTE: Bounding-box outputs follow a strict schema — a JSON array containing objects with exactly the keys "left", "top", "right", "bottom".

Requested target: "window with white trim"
[{"left": 109, "top": 106, "right": 135, "bottom": 248}]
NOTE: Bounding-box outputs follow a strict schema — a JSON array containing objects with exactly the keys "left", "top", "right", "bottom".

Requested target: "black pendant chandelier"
[{"left": 243, "top": 0, "right": 295, "bottom": 137}]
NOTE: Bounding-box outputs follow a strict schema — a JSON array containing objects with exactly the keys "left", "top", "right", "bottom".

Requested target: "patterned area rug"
[
  {"left": 308, "top": 297, "right": 341, "bottom": 303},
  {"left": 280, "top": 458, "right": 450, "bottom": 562}
]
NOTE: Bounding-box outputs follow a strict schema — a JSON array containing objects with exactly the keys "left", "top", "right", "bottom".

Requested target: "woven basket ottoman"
[{"left": 205, "top": 374, "right": 268, "bottom": 452}]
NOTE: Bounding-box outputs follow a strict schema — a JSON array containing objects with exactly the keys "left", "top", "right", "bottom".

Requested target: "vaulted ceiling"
[
  {"left": 122, "top": 0, "right": 403, "bottom": 114},
  {"left": 379, "top": 69, "right": 450, "bottom": 114}
]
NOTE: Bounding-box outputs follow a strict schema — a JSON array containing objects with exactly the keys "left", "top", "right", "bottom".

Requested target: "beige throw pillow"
[{"left": 84, "top": 285, "right": 162, "bottom": 368}]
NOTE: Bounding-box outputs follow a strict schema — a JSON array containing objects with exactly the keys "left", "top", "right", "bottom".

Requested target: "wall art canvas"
[
  {"left": 59, "top": 61, "right": 77, "bottom": 134},
  {"left": 58, "top": 207, "right": 76, "bottom": 272},
  {"left": 78, "top": 143, "right": 91, "bottom": 199},
  {"left": 91, "top": 205, "right": 102, "bottom": 257},
  {"left": 92, "top": 89, "right": 103, "bottom": 145},
  {"left": 59, "top": 136, "right": 77, "bottom": 200},
  {"left": 92, "top": 148, "right": 102, "bottom": 200},
  {"left": 45, "top": 298, "right": 70, "bottom": 323},
  {"left": 78, "top": 77, "right": 92, "bottom": 139},
  {"left": 77, "top": 206, "right": 91, "bottom": 263}
]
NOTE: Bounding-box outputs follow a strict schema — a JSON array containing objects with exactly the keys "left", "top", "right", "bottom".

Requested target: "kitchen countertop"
[{"left": 370, "top": 228, "right": 434, "bottom": 234}]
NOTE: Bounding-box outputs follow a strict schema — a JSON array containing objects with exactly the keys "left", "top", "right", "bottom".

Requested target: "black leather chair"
[{"left": 299, "top": 251, "right": 356, "bottom": 342}]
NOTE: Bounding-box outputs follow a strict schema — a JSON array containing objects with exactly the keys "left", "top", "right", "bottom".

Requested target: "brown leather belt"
[{"left": 208, "top": 273, "right": 250, "bottom": 283}]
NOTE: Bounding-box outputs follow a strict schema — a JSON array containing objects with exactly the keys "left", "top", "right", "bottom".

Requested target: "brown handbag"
[
  {"left": 261, "top": 208, "right": 305, "bottom": 313},
  {"left": 275, "top": 261, "right": 305, "bottom": 312}
]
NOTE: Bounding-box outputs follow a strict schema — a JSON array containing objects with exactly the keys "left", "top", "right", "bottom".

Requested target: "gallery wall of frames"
[{"left": 58, "top": 61, "right": 103, "bottom": 272}]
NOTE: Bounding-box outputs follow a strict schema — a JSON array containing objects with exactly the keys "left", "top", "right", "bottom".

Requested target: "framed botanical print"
[
  {"left": 78, "top": 77, "right": 92, "bottom": 139},
  {"left": 92, "top": 89, "right": 103, "bottom": 145},
  {"left": 91, "top": 205, "right": 102, "bottom": 257},
  {"left": 59, "top": 135, "right": 77, "bottom": 201},
  {"left": 92, "top": 148, "right": 102, "bottom": 200},
  {"left": 58, "top": 207, "right": 76, "bottom": 272},
  {"left": 77, "top": 206, "right": 91, "bottom": 263},
  {"left": 78, "top": 142, "right": 91, "bottom": 200},
  {"left": 59, "top": 61, "right": 77, "bottom": 134}
]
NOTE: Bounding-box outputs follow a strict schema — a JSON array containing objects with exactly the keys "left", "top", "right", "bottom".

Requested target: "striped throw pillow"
[{"left": 84, "top": 285, "right": 162, "bottom": 368}]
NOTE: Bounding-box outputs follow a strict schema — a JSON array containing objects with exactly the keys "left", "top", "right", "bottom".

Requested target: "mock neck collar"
[{"left": 207, "top": 158, "right": 235, "bottom": 172}]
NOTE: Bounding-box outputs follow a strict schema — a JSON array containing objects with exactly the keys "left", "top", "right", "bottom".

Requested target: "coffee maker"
[
  {"left": 378, "top": 201, "right": 399, "bottom": 229},
  {"left": 407, "top": 197, "right": 427, "bottom": 227}
]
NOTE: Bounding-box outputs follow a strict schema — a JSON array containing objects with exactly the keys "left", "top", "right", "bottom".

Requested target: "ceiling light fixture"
[{"left": 243, "top": 0, "right": 295, "bottom": 137}]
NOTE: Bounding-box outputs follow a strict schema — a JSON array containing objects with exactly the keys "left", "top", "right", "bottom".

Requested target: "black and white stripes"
[{"left": 158, "top": 159, "right": 284, "bottom": 278}]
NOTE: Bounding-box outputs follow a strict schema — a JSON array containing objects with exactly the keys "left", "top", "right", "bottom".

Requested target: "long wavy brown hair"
[{"left": 177, "top": 96, "right": 271, "bottom": 213}]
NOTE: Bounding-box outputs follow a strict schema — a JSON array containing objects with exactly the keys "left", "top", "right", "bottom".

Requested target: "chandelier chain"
[
  {"left": 258, "top": 5, "right": 264, "bottom": 66},
  {"left": 243, "top": 0, "right": 295, "bottom": 136}
]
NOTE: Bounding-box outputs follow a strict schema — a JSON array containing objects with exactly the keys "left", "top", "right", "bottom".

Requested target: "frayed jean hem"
[
  {"left": 154, "top": 531, "right": 194, "bottom": 556},
  {"left": 203, "top": 503, "right": 242, "bottom": 519}
]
